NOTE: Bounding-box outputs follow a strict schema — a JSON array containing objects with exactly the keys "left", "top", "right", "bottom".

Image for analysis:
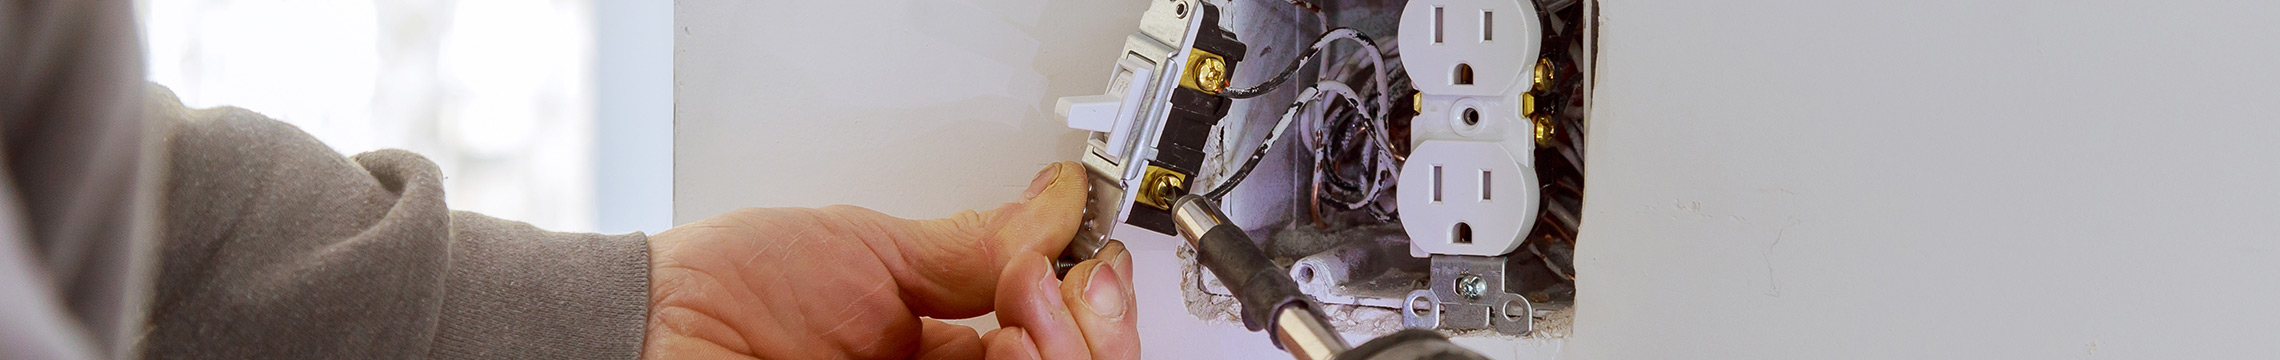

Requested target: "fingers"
[
  {"left": 823, "top": 161, "right": 1092, "bottom": 318},
  {"left": 981, "top": 327, "right": 1042, "bottom": 360},
  {"left": 992, "top": 254, "right": 1093, "bottom": 360},
  {"left": 914, "top": 319, "right": 984, "bottom": 360},
  {"left": 1056, "top": 241, "right": 1141, "bottom": 359},
  {"left": 983, "top": 160, "right": 1093, "bottom": 261},
  {"left": 989, "top": 244, "right": 1142, "bottom": 360}
]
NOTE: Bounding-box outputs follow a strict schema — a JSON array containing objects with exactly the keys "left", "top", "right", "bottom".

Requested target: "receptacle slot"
[
  {"left": 1433, "top": 6, "right": 1446, "bottom": 44},
  {"left": 1432, "top": 164, "right": 1445, "bottom": 202},
  {"left": 1480, "top": 170, "right": 1492, "bottom": 201},
  {"left": 1481, "top": 10, "right": 1494, "bottom": 42}
]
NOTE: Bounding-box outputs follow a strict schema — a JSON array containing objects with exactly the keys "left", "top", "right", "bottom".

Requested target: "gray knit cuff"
[{"left": 429, "top": 211, "right": 651, "bottom": 359}]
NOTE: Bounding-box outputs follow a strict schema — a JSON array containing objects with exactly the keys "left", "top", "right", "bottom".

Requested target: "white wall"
[
  {"left": 1570, "top": 0, "right": 2280, "bottom": 358},
  {"left": 672, "top": 0, "right": 1142, "bottom": 222},
  {"left": 596, "top": 0, "right": 675, "bottom": 234}
]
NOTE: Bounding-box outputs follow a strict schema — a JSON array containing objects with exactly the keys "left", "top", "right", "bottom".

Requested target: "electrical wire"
[
  {"left": 1201, "top": 77, "right": 1392, "bottom": 202},
  {"left": 1223, "top": 28, "right": 1387, "bottom": 111},
  {"left": 1201, "top": 86, "right": 1319, "bottom": 200},
  {"left": 1309, "top": 80, "right": 1399, "bottom": 164}
]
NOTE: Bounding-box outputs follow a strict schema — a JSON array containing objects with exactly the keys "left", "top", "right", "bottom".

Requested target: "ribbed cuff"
[{"left": 429, "top": 211, "right": 650, "bottom": 360}]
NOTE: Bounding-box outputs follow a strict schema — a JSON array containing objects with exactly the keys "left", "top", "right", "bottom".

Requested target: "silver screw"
[{"left": 1456, "top": 274, "right": 1487, "bottom": 299}]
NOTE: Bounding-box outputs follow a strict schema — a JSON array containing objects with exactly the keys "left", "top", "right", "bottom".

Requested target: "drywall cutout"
[{"left": 1394, "top": 0, "right": 1592, "bottom": 341}]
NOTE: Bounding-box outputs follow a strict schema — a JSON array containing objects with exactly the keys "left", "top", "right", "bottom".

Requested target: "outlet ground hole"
[
  {"left": 1453, "top": 222, "right": 1473, "bottom": 244},
  {"left": 1453, "top": 63, "right": 1475, "bottom": 85}
]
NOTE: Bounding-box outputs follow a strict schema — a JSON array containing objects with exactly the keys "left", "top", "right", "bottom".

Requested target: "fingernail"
[
  {"left": 1083, "top": 262, "right": 1127, "bottom": 318},
  {"left": 1115, "top": 246, "right": 1134, "bottom": 280},
  {"left": 1035, "top": 256, "right": 1064, "bottom": 296},
  {"left": 1023, "top": 162, "right": 1062, "bottom": 201},
  {"left": 1011, "top": 331, "right": 1043, "bottom": 360}
]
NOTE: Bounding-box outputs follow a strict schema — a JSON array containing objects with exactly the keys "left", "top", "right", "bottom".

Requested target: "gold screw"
[
  {"left": 1533, "top": 116, "right": 1555, "bottom": 146},
  {"left": 1412, "top": 92, "right": 1423, "bottom": 113},
  {"left": 1194, "top": 57, "right": 1228, "bottom": 94},
  {"left": 1532, "top": 58, "right": 1554, "bottom": 92},
  {"left": 1146, "top": 174, "right": 1183, "bottom": 206}
]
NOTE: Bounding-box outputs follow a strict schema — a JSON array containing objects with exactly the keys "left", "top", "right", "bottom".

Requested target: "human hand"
[{"left": 642, "top": 162, "right": 1140, "bottom": 359}]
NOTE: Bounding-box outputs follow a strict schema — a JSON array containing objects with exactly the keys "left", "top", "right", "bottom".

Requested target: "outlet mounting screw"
[{"left": 1456, "top": 274, "right": 1488, "bottom": 299}]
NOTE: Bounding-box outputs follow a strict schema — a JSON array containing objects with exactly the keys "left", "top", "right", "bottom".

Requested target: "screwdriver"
[
  {"left": 1171, "top": 194, "right": 1490, "bottom": 360},
  {"left": 1171, "top": 195, "right": 1347, "bottom": 359}
]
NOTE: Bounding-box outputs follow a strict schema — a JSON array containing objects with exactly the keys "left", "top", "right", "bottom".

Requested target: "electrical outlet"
[
  {"left": 1399, "top": 140, "right": 1539, "bottom": 256},
  {"left": 1397, "top": 0, "right": 1540, "bottom": 96},
  {"left": 1397, "top": 0, "right": 1544, "bottom": 257}
]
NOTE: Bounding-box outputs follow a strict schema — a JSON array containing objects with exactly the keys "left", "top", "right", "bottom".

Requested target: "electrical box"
[{"left": 1053, "top": 0, "right": 1592, "bottom": 347}]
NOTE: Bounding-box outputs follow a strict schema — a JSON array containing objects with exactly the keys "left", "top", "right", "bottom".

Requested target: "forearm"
[{"left": 144, "top": 85, "right": 649, "bottom": 359}]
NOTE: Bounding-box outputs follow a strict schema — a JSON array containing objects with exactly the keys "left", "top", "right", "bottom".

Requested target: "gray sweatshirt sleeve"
[{"left": 142, "top": 86, "right": 652, "bottom": 359}]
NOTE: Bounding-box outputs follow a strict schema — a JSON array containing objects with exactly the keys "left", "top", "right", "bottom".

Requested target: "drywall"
[
  {"left": 1570, "top": 0, "right": 2280, "bottom": 358},
  {"left": 673, "top": 0, "right": 1140, "bottom": 222}
]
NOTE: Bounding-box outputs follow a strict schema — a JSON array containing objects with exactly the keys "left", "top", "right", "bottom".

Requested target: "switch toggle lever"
[{"left": 1056, "top": 68, "right": 1153, "bottom": 143}]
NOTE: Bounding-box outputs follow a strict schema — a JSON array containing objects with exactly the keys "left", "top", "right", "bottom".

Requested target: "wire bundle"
[{"left": 1199, "top": 28, "right": 1402, "bottom": 218}]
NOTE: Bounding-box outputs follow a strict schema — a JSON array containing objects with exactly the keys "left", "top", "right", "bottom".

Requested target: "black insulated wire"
[
  {"left": 1222, "top": 28, "right": 1382, "bottom": 100},
  {"left": 1202, "top": 87, "right": 1319, "bottom": 200}
]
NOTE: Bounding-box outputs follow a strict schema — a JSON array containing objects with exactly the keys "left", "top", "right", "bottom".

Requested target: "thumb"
[{"left": 829, "top": 161, "right": 1091, "bottom": 319}]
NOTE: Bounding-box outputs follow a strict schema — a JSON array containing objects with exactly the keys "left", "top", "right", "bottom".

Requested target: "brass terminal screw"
[
  {"left": 1412, "top": 92, "right": 1423, "bottom": 113},
  {"left": 1146, "top": 174, "right": 1184, "bottom": 207},
  {"left": 1194, "top": 57, "right": 1228, "bottom": 94},
  {"left": 1532, "top": 58, "right": 1554, "bottom": 92},
  {"left": 1532, "top": 115, "right": 1556, "bottom": 147}
]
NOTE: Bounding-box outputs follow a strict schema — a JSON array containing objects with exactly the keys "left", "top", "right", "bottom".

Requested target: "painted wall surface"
[
  {"left": 673, "top": 0, "right": 1139, "bottom": 223},
  {"left": 1570, "top": 0, "right": 2280, "bottom": 358}
]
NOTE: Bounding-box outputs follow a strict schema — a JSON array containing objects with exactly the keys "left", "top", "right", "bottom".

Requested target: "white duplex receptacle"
[{"left": 1396, "top": 0, "right": 1542, "bottom": 257}]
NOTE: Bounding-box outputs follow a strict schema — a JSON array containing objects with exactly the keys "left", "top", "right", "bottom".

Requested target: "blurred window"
[{"left": 140, "top": 0, "right": 599, "bottom": 231}]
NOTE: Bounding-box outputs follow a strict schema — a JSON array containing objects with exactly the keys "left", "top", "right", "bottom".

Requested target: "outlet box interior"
[{"left": 1177, "top": 0, "right": 1592, "bottom": 339}]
